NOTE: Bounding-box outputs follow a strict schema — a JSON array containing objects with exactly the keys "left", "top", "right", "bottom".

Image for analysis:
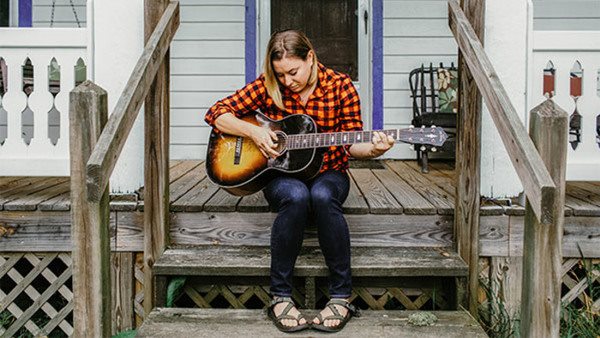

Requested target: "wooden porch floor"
[
  {"left": 1, "top": 160, "right": 599, "bottom": 257},
  {"left": 2, "top": 159, "right": 600, "bottom": 217}
]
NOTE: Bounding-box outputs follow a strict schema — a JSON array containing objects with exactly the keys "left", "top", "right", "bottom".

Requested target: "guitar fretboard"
[{"left": 286, "top": 130, "right": 398, "bottom": 150}]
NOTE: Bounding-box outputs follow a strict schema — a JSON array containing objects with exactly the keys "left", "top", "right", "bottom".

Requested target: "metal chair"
[{"left": 409, "top": 63, "right": 457, "bottom": 173}]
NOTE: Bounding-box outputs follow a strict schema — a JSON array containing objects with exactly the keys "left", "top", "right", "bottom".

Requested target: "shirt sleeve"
[
  {"left": 204, "top": 76, "right": 267, "bottom": 130},
  {"left": 338, "top": 75, "right": 363, "bottom": 154}
]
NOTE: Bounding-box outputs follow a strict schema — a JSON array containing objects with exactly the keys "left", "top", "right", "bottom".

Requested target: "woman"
[{"left": 205, "top": 30, "right": 394, "bottom": 333}]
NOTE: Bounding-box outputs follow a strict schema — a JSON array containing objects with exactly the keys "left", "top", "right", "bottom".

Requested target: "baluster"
[
  {"left": 0, "top": 57, "right": 7, "bottom": 145},
  {"left": 596, "top": 68, "right": 600, "bottom": 149},
  {"left": 543, "top": 61, "right": 555, "bottom": 98},
  {"left": 569, "top": 61, "right": 583, "bottom": 150},
  {"left": 48, "top": 57, "right": 61, "bottom": 145}
]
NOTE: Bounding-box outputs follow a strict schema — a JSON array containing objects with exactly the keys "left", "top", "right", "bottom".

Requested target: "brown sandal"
[
  {"left": 267, "top": 296, "right": 310, "bottom": 333},
  {"left": 312, "top": 298, "right": 360, "bottom": 332}
]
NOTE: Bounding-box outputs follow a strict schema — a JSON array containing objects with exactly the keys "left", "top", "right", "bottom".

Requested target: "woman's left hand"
[{"left": 369, "top": 131, "right": 395, "bottom": 158}]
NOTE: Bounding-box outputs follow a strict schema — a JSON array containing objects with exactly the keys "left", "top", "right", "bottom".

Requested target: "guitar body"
[{"left": 206, "top": 112, "right": 324, "bottom": 196}]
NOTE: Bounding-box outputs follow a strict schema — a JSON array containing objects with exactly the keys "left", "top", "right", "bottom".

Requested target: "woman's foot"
[
  {"left": 312, "top": 298, "right": 359, "bottom": 332},
  {"left": 268, "top": 297, "right": 309, "bottom": 332}
]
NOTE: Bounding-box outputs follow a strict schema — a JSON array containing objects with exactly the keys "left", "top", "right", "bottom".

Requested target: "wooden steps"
[
  {"left": 154, "top": 246, "right": 468, "bottom": 278},
  {"left": 136, "top": 308, "right": 488, "bottom": 337}
]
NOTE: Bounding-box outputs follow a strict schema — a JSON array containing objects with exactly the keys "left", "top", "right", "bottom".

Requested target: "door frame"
[{"left": 255, "top": 0, "right": 375, "bottom": 130}]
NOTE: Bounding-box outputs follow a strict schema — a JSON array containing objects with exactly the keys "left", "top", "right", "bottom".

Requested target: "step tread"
[
  {"left": 154, "top": 246, "right": 468, "bottom": 277},
  {"left": 136, "top": 308, "right": 487, "bottom": 337}
]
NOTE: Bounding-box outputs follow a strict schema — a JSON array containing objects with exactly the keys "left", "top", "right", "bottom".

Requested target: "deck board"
[
  {"left": 351, "top": 168, "right": 403, "bottom": 214},
  {"left": 386, "top": 161, "right": 454, "bottom": 214},
  {"left": 0, "top": 160, "right": 599, "bottom": 217}
]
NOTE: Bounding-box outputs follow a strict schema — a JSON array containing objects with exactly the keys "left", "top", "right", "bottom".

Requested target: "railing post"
[
  {"left": 143, "top": 0, "right": 171, "bottom": 315},
  {"left": 453, "top": 0, "right": 484, "bottom": 317},
  {"left": 521, "top": 99, "right": 567, "bottom": 337},
  {"left": 70, "top": 80, "right": 111, "bottom": 337}
]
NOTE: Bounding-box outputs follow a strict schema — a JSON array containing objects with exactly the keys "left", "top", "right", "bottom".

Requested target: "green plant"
[
  {"left": 113, "top": 329, "right": 137, "bottom": 338},
  {"left": 477, "top": 277, "right": 520, "bottom": 338},
  {"left": 559, "top": 258, "right": 599, "bottom": 338},
  {"left": 166, "top": 276, "right": 187, "bottom": 307}
]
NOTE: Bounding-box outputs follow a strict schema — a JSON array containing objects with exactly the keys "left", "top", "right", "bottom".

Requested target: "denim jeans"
[{"left": 263, "top": 170, "right": 352, "bottom": 299}]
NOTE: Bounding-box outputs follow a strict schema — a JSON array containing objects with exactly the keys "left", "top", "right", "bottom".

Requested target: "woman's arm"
[
  {"left": 214, "top": 113, "right": 280, "bottom": 158},
  {"left": 348, "top": 132, "right": 395, "bottom": 159},
  {"left": 205, "top": 77, "right": 280, "bottom": 158}
]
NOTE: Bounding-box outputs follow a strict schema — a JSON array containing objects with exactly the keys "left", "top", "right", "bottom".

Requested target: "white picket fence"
[
  {"left": 0, "top": 28, "right": 86, "bottom": 176},
  {"left": 529, "top": 31, "right": 600, "bottom": 181}
]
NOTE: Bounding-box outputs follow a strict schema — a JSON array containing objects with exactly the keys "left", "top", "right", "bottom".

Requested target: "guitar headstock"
[{"left": 397, "top": 126, "right": 448, "bottom": 146}]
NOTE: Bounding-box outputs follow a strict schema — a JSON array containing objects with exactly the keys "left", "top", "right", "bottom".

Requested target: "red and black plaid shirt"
[{"left": 205, "top": 63, "right": 363, "bottom": 173}]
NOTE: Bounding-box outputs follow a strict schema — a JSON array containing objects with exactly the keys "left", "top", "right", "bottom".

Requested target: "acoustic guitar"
[{"left": 206, "top": 111, "right": 447, "bottom": 196}]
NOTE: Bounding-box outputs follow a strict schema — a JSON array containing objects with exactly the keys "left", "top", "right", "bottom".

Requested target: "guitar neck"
[{"left": 286, "top": 130, "right": 399, "bottom": 150}]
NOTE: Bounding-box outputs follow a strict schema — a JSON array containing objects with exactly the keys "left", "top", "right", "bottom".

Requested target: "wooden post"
[
  {"left": 70, "top": 80, "right": 111, "bottom": 337},
  {"left": 521, "top": 99, "right": 567, "bottom": 337},
  {"left": 453, "top": 0, "right": 484, "bottom": 316},
  {"left": 144, "top": 0, "right": 171, "bottom": 315}
]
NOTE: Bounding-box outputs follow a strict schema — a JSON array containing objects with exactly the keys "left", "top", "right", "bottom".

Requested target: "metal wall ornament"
[{"left": 569, "top": 61, "right": 583, "bottom": 150}]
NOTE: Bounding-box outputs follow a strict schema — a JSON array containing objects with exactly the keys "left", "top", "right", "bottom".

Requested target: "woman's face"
[{"left": 272, "top": 51, "right": 314, "bottom": 93}]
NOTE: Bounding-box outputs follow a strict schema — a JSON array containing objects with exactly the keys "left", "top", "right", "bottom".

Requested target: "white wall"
[
  {"left": 32, "top": 0, "right": 86, "bottom": 27},
  {"left": 479, "top": 0, "right": 531, "bottom": 197},
  {"left": 382, "top": 0, "right": 458, "bottom": 159},
  {"left": 169, "top": 0, "right": 246, "bottom": 160},
  {"left": 92, "top": 0, "right": 144, "bottom": 193}
]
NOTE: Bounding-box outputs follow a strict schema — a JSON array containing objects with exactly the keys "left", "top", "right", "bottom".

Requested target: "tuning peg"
[
  {"left": 420, "top": 145, "right": 426, "bottom": 151},
  {"left": 409, "top": 145, "right": 414, "bottom": 150},
  {"left": 431, "top": 147, "right": 437, "bottom": 152},
  {"left": 409, "top": 125, "right": 415, "bottom": 129},
  {"left": 431, "top": 125, "right": 436, "bottom": 128},
  {"left": 421, "top": 125, "right": 425, "bottom": 129}
]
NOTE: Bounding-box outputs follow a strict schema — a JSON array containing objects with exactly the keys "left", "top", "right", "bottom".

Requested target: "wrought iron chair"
[{"left": 409, "top": 63, "right": 457, "bottom": 173}]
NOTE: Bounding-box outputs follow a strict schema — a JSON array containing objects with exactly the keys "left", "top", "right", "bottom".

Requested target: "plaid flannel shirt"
[{"left": 205, "top": 63, "right": 363, "bottom": 173}]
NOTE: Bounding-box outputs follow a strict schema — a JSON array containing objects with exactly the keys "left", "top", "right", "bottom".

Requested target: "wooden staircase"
[{"left": 135, "top": 231, "right": 488, "bottom": 336}]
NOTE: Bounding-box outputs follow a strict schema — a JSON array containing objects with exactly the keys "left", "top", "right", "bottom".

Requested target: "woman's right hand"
[{"left": 249, "top": 125, "right": 280, "bottom": 159}]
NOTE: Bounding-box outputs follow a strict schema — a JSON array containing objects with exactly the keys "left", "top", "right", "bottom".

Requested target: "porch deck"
[{"left": 1, "top": 160, "right": 599, "bottom": 257}]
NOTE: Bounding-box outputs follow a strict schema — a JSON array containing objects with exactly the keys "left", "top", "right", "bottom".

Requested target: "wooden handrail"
[
  {"left": 448, "top": 0, "right": 556, "bottom": 224},
  {"left": 86, "top": 1, "right": 180, "bottom": 202}
]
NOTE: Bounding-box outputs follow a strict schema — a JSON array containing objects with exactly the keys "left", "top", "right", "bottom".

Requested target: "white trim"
[
  {"left": 533, "top": 31, "right": 600, "bottom": 51},
  {"left": 0, "top": 28, "right": 87, "bottom": 47},
  {"left": 357, "top": 0, "right": 371, "bottom": 130},
  {"left": 87, "top": 0, "right": 95, "bottom": 81},
  {"left": 0, "top": 159, "right": 69, "bottom": 176},
  {"left": 257, "top": 0, "right": 270, "bottom": 76},
  {"left": 9, "top": 0, "right": 18, "bottom": 27}
]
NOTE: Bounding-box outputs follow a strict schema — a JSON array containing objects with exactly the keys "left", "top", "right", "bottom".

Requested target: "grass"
[{"left": 478, "top": 260, "right": 599, "bottom": 338}]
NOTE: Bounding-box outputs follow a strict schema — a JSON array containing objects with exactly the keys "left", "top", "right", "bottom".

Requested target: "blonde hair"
[{"left": 263, "top": 30, "right": 319, "bottom": 110}]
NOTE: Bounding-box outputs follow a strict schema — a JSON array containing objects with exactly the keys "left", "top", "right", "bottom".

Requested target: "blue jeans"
[{"left": 263, "top": 170, "right": 352, "bottom": 299}]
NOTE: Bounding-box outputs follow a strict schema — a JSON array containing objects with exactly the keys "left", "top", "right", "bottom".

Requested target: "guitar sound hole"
[{"left": 274, "top": 131, "right": 287, "bottom": 154}]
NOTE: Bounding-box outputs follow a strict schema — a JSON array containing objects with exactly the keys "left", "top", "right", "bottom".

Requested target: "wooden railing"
[
  {"left": 69, "top": 1, "right": 179, "bottom": 336},
  {"left": 448, "top": 0, "right": 567, "bottom": 337}
]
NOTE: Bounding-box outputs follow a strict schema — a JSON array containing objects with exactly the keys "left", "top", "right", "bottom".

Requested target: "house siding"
[
  {"left": 382, "top": 0, "right": 457, "bottom": 159},
  {"left": 170, "top": 0, "right": 245, "bottom": 159},
  {"left": 32, "top": 0, "right": 86, "bottom": 27},
  {"left": 533, "top": 0, "right": 600, "bottom": 31}
]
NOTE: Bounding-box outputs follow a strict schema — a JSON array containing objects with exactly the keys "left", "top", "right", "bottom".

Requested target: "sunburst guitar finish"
[{"left": 206, "top": 113, "right": 322, "bottom": 196}]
